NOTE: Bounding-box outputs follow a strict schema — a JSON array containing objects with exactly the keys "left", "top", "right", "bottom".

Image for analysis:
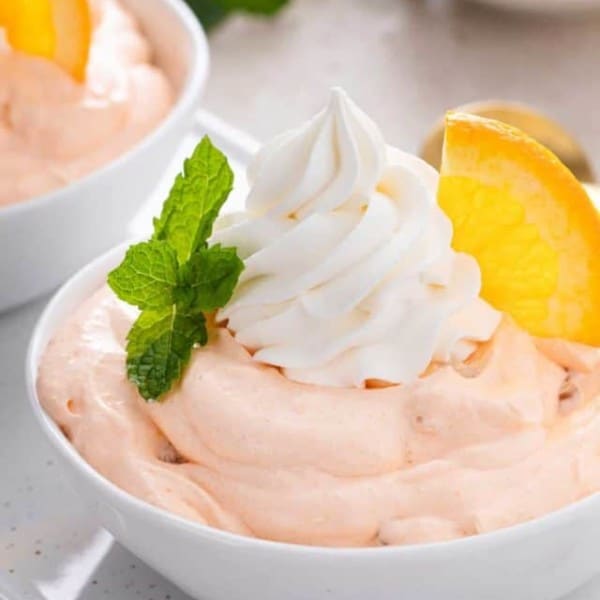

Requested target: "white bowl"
[
  {"left": 26, "top": 243, "right": 600, "bottom": 600},
  {"left": 467, "top": 0, "right": 600, "bottom": 14},
  {"left": 0, "top": 0, "right": 208, "bottom": 313}
]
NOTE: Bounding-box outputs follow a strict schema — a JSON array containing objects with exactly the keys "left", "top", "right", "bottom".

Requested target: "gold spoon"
[{"left": 419, "top": 101, "right": 599, "bottom": 206}]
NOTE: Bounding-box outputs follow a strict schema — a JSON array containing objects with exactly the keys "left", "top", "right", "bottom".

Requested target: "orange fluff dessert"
[
  {"left": 38, "top": 90, "right": 600, "bottom": 547},
  {"left": 0, "top": 0, "right": 173, "bottom": 206}
]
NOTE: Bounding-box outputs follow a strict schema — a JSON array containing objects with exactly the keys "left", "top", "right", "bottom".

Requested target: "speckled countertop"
[{"left": 204, "top": 0, "right": 600, "bottom": 175}]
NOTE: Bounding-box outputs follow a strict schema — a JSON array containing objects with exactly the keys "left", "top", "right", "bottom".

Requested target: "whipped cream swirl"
[{"left": 214, "top": 89, "right": 501, "bottom": 387}]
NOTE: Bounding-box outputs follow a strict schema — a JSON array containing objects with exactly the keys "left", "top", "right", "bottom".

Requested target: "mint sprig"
[
  {"left": 153, "top": 137, "right": 233, "bottom": 264},
  {"left": 108, "top": 136, "right": 243, "bottom": 401},
  {"left": 185, "top": 0, "right": 289, "bottom": 30},
  {"left": 125, "top": 307, "right": 207, "bottom": 401},
  {"left": 108, "top": 241, "right": 179, "bottom": 309}
]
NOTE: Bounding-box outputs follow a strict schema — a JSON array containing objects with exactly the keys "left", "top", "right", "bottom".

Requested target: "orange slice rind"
[
  {"left": 438, "top": 112, "right": 600, "bottom": 346},
  {"left": 0, "top": 0, "right": 91, "bottom": 81}
]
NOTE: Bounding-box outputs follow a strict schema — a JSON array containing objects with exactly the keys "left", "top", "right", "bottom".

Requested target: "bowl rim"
[
  {"left": 0, "top": 0, "right": 209, "bottom": 219},
  {"left": 26, "top": 242, "right": 600, "bottom": 558},
  {"left": 467, "top": 0, "right": 600, "bottom": 11}
]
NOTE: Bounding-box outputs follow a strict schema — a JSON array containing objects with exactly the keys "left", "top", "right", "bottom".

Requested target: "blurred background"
[{"left": 190, "top": 0, "right": 600, "bottom": 172}]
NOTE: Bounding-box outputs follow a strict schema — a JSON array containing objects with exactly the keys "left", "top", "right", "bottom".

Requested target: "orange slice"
[
  {"left": 438, "top": 112, "right": 600, "bottom": 346},
  {"left": 0, "top": 0, "right": 92, "bottom": 81}
]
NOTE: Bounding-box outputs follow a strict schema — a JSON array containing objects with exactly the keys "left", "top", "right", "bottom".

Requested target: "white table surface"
[{"left": 204, "top": 0, "right": 600, "bottom": 176}]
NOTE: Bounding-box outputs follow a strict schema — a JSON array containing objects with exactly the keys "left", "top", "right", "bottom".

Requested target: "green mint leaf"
[
  {"left": 107, "top": 241, "right": 178, "bottom": 310},
  {"left": 184, "top": 0, "right": 288, "bottom": 29},
  {"left": 221, "top": 0, "right": 288, "bottom": 15},
  {"left": 110, "top": 136, "right": 244, "bottom": 402},
  {"left": 184, "top": 0, "right": 230, "bottom": 29},
  {"left": 180, "top": 244, "right": 244, "bottom": 312},
  {"left": 126, "top": 306, "right": 207, "bottom": 401},
  {"left": 153, "top": 136, "right": 233, "bottom": 265}
]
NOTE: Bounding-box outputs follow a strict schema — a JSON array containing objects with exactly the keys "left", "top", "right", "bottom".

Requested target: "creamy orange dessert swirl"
[
  {"left": 38, "top": 91, "right": 600, "bottom": 547},
  {"left": 0, "top": 0, "right": 173, "bottom": 206}
]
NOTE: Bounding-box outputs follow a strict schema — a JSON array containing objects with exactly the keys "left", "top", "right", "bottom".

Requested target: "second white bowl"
[
  {"left": 468, "top": 0, "right": 600, "bottom": 13},
  {"left": 0, "top": 0, "right": 208, "bottom": 313}
]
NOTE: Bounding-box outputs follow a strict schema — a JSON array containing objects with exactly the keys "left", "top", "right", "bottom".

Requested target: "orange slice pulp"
[
  {"left": 438, "top": 112, "right": 600, "bottom": 346},
  {"left": 0, "top": 0, "right": 91, "bottom": 81}
]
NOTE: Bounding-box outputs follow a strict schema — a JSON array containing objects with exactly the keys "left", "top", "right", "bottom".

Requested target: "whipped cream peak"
[
  {"left": 246, "top": 87, "right": 386, "bottom": 218},
  {"left": 214, "top": 89, "right": 501, "bottom": 387}
]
